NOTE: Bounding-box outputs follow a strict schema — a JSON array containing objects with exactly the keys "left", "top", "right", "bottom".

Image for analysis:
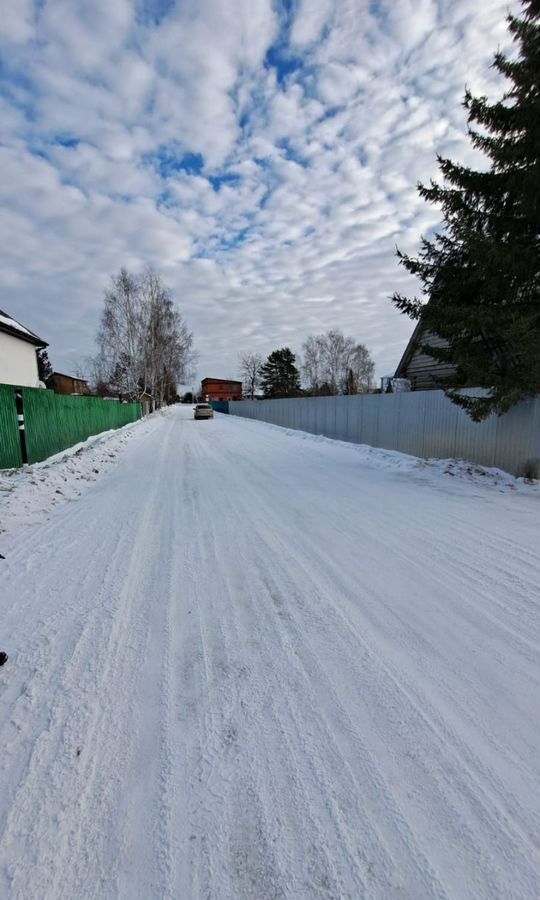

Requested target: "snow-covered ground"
[{"left": 0, "top": 405, "right": 538, "bottom": 899}]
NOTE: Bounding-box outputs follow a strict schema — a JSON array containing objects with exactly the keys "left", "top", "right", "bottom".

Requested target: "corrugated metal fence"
[
  {"left": 229, "top": 389, "right": 540, "bottom": 477},
  {"left": 211, "top": 400, "right": 229, "bottom": 414},
  {"left": 0, "top": 384, "right": 141, "bottom": 469}
]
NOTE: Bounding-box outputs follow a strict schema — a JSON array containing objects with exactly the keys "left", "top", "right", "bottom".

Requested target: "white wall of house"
[{"left": 0, "top": 331, "right": 41, "bottom": 387}]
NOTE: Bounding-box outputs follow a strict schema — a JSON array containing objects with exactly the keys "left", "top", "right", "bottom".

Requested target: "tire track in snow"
[
  {"left": 267, "top": 524, "right": 536, "bottom": 897},
  {"left": 233, "top": 534, "right": 449, "bottom": 899},
  {"left": 184, "top": 457, "right": 289, "bottom": 899},
  {"left": 232, "top": 439, "right": 539, "bottom": 653},
  {"left": 0, "top": 420, "right": 174, "bottom": 899},
  {"left": 188, "top": 431, "right": 437, "bottom": 898},
  {"left": 225, "top": 438, "right": 539, "bottom": 838},
  {"left": 0, "top": 513, "right": 129, "bottom": 823},
  {"left": 0, "top": 512, "right": 138, "bottom": 897},
  {"left": 174, "top": 437, "right": 224, "bottom": 899},
  {"left": 1, "top": 407, "right": 537, "bottom": 899},
  {"left": 191, "top": 415, "right": 538, "bottom": 899},
  {"left": 290, "top": 530, "right": 540, "bottom": 861},
  {"left": 243, "top": 514, "right": 536, "bottom": 898}
]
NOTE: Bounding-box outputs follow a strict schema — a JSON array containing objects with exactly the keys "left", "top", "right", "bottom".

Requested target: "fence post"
[{"left": 14, "top": 389, "right": 28, "bottom": 464}]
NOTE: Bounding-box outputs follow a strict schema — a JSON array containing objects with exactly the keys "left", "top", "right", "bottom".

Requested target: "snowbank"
[
  {"left": 248, "top": 419, "right": 539, "bottom": 494},
  {"left": 0, "top": 409, "right": 168, "bottom": 539}
]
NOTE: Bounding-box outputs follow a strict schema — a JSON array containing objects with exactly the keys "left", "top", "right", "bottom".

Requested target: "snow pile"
[
  {"left": 267, "top": 423, "right": 538, "bottom": 493},
  {"left": 0, "top": 410, "right": 167, "bottom": 539}
]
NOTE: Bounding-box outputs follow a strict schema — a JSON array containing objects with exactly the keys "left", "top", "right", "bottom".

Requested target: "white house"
[{"left": 0, "top": 309, "right": 48, "bottom": 387}]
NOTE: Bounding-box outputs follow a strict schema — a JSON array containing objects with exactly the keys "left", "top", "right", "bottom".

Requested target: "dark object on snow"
[
  {"left": 0, "top": 652, "right": 8, "bottom": 667},
  {"left": 0, "top": 553, "right": 5, "bottom": 559}
]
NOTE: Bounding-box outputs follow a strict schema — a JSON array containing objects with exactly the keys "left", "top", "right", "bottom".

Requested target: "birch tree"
[
  {"left": 96, "top": 267, "right": 195, "bottom": 405},
  {"left": 97, "top": 268, "right": 142, "bottom": 398},
  {"left": 301, "top": 335, "right": 326, "bottom": 394},
  {"left": 301, "top": 330, "right": 374, "bottom": 394}
]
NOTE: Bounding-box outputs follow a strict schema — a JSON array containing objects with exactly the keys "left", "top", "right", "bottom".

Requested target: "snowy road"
[{"left": 1, "top": 405, "right": 538, "bottom": 899}]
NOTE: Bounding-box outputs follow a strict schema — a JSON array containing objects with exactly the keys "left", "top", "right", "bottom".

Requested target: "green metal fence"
[{"left": 0, "top": 384, "right": 141, "bottom": 469}]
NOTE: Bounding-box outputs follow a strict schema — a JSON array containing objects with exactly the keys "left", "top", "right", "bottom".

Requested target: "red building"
[{"left": 201, "top": 378, "right": 242, "bottom": 402}]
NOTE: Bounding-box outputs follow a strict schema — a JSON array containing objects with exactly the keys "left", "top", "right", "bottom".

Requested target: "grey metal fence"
[{"left": 229, "top": 389, "right": 540, "bottom": 477}]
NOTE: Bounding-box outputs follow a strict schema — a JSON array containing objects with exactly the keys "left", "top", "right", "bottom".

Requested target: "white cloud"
[
  {"left": 290, "top": 0, "right": 335, "bottom": 48},
  {"left": 0, "top": 0, "right": 36, "bottom": 44},
  {"left": 0, "top": 0, "right": 520, "bottom": 385}
]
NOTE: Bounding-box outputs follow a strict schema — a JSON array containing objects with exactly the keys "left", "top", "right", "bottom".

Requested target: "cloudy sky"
[{"left": 1, "top": 0, "right": 515, "bottom": 385}]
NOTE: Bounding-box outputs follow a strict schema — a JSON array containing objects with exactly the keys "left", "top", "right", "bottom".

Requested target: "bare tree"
[
  {"left": 239, "top": 352, "right": 263, "bottom": 399},
  {"left": 301, "top": 335, "right": 325, "bottom": 394},
  {"left": 97, "top": 268, "right": 143, "bottom": 399},
  {"left": 324, "top": 329, "right": 352, "bottom": 393},
  {"left": 302, "top": 329, "right": 374, "bottom": 395},
  {"left": 349, "top": 343, "right": 374, "bottom": 393},
  {"left": 96, "top": 267, "right": 195, "bottom": 406}
]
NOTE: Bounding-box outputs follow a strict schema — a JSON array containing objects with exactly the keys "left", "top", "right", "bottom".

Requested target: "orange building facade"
[{"left": 201, "top": 378, "right": 242, "bottom": 402}]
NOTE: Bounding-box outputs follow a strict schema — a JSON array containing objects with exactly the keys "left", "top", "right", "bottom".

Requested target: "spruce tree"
[
  {"left": 37, "top": 348, "right": 53, "bottom": 382},
  {"left": 260, "top": 348, "right": 301, "bottom": 398},
  {"left": 392, "top": 0, "right": 540, "bottom": 420}
]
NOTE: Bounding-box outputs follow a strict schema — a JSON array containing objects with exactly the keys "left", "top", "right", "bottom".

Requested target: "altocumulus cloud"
[{"left": 0, "top": 0, "right": 517, "bottom": 381}]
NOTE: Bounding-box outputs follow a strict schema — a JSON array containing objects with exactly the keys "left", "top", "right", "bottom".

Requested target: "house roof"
[
  {"left": 394, "top": 318, "right": 516, "bottom": 380},
  {"left": 201, "top": 377, "right": 242, "bottom": 385},
  {"left": 49, "top": 371, "right": 88, "bottom": 383},
  {"left": 394, "top": 321, "right": 423, "bottom": 377},
  {"left": 0, "top": 309, "right": 48, "bottom": 348}
]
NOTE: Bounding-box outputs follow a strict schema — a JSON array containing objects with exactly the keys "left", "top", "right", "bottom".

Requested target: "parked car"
[{"left": 194, "top": 403, "right": 214, "bottom": 420}]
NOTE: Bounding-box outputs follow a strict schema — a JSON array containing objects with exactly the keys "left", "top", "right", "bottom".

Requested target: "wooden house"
[
  {"left": 47, "top": 371, "right": 90, "bottom": 396},
  {"left": 394, "top": 323, "right": 457, "bottom": 391}
]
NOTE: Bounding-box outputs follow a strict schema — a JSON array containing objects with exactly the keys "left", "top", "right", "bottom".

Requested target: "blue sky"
[{"left": 0, "top": 0, "right": 515, "bottom": 384}]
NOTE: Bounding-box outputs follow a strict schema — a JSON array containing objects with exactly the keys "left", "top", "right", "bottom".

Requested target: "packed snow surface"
[{"left": 0, "top": 405, "right": 538, "bottom": 899}]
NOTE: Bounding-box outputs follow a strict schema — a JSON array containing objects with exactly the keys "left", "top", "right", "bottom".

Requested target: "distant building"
[
  {"left": 47, "top": 371, "right": 90, "bottom": 396},
  {"left": 0, "top": 308, "right": 48, "bottom": 388},
  {"left": 139, "top": 391, "right": 153, "bottom": 415},
  {"left": 201, "top": 378, "right": 242, "bottom": 402}
]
